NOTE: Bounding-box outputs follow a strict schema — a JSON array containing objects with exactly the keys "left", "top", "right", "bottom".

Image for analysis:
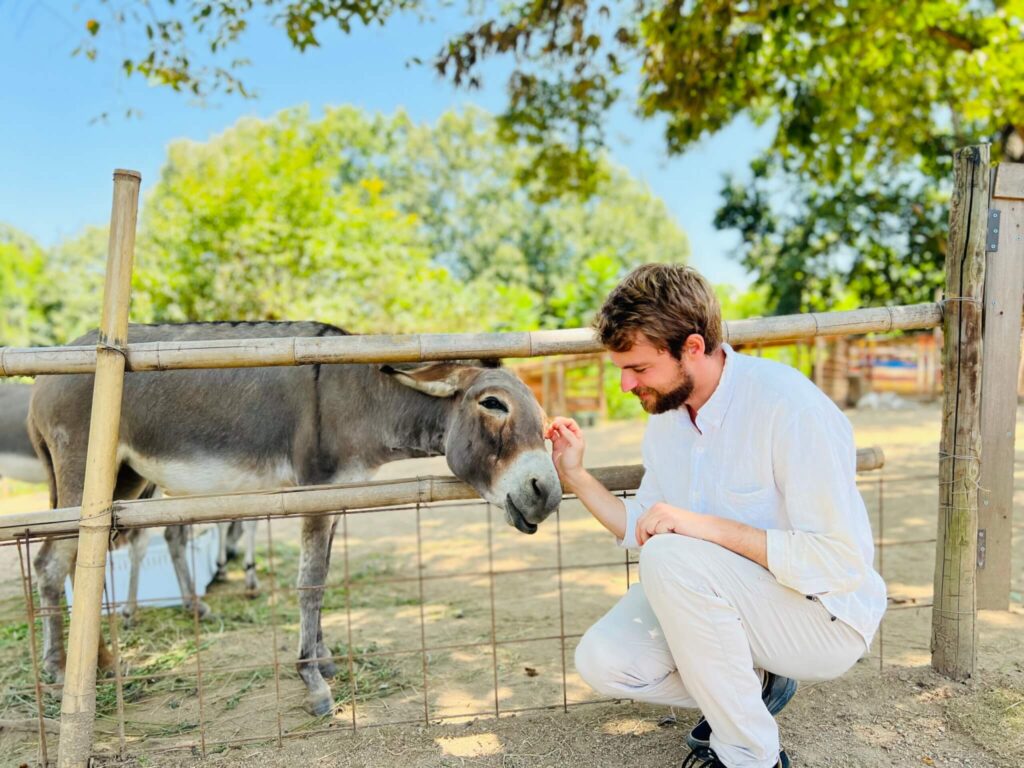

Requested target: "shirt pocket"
[{"left": 718, "top": 486, "right": 778, "bottom": 529}]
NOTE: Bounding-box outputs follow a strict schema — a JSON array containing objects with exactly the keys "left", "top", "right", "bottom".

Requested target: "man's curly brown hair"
[{"left": 594, "top": 264, "right": 722, "bottom": 359}]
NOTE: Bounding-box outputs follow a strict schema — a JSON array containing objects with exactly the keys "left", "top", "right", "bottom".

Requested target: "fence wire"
[{"left": 0, "top": 469, "right": 943, "bottom": 766}]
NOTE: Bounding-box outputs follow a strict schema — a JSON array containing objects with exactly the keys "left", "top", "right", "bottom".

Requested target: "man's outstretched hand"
[{"left": 545, "top": 416, "right": 585, "bottom": 484}]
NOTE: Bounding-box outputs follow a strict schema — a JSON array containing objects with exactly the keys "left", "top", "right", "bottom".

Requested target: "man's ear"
[
  {"left": 380, "top": 363, "right": 477, "bottom": 398},
  {"left": 683, "top": 333, "right": 706, "bottom": 358}
]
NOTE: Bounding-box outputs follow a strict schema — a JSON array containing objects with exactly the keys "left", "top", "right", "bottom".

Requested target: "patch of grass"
[
  {"left": 328, "top": 641, "right": 408, "bottom": 705},
  {"left": 0, "top": 543, "right": 412, "bottom": 739},
  {"left": 222, "top": 669, "right": 271, "bottom": 711}
]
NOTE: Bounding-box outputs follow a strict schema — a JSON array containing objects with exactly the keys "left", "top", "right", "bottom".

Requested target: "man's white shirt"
[{"left": 620, "top": 343, "right": 887, "bottom": 647}]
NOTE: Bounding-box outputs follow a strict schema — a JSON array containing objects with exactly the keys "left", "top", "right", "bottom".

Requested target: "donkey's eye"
[{"left": 480, "top": 396, "right": 509, "bottom": 413}]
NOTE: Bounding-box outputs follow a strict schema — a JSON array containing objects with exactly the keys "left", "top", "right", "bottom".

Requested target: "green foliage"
[
  {"left": 715, "top": 160, "right": 950, "bottom": 313},
  {"left": 0, "top": 225, "right": 49, "bottom": 346},
  {"left": 126, "top": 106, "right": 687, "bottom": 334},
  {"left": 2, "top": 107, "right": 688, "bottom": 344},
  {"left": 65, "top": 2, "right": 1024, "bottom": 312}
]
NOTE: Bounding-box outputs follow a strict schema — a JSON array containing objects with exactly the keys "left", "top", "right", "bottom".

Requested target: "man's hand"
[
  {"left": 635, "top": 502, "right": 700, "bottom": 547},
  {"left": 635, "top": 502, "right": 770, "bottom": 569},
  {"left": 545, "top": 416, "right": 586, "bottom": 485}
]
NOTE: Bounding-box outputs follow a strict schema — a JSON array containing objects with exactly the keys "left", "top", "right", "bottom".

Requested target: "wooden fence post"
[
  {"left": 932, "top": 145, "right": 987, "bottom": 680},
  {"left": 977, "top": 162, "right": 1024, "bottom": 610},
  {"left": 57, "top": 170, "right": 141, "bottom": 767}
]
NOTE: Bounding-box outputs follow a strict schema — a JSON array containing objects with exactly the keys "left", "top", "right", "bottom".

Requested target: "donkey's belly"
[{"left": 119, "top": 446, "right": 297, "bottom": 496}]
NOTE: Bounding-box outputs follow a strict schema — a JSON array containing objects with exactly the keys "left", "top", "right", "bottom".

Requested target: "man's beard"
[{"left": 632, "top": 365, "right": 694, "bottom": 415}]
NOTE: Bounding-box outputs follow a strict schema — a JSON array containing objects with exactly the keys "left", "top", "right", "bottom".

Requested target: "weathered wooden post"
[
  {"left": 58, "top": 170, "right": 141, "bottom": 767},
  {"left": 932, "top": 145, "right": 987, "bottom": 679},
  {"left": 977, "top": 162, "right": 1024, "bottom": 610}
]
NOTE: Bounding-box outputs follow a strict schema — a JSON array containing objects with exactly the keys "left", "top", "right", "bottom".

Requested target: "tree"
[
  {"left": 136, "top": 105, "right": 689, "bottom": 331},
  {"left": 0, "top": 226, "right": 49, "bottom": 347},
  {"left": 70, "top": 1, "right": 1024, "bottom": 311},
  {"left": 1, "top": 106, "right": 687, "bottom": 344}
]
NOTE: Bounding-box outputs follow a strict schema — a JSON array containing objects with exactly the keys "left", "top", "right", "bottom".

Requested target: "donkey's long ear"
[{"left": 380, "top": 363, "right": 477, "bottom": 398}]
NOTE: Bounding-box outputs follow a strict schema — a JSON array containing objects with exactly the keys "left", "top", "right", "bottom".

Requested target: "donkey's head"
[{"left": 383, "top": 363, "right": 561, "bottom": 533}]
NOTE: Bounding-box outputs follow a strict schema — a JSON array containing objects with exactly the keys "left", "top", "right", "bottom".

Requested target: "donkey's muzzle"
[{"left": 506, "top": 494, "right": 539, "bottom": 535}]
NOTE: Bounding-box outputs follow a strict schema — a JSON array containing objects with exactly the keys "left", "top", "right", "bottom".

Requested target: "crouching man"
[{"left": 546, "top": 264, "right": 885, "bottom": 768}]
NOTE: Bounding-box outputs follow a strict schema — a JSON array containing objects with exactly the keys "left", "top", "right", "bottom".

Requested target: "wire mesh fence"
[{"left": 0, "top": 464, "right": 947, "bottom": 766}]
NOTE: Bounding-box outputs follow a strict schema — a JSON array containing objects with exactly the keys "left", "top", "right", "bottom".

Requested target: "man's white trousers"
[{"left": 574, "top": 535, "right": 867, "bottom": 768}]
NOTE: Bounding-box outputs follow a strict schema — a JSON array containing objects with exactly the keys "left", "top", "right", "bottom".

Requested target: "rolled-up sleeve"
[
  {"left": 618, "top": 431, "right": 664, "bottom": 549},
  {"left": 766, "top": 406, "right": 868, "bottom": 596}
]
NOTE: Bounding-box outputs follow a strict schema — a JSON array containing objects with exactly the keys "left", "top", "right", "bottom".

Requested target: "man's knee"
[
  {"left": 574, "top": 626, "right": 623, "bottom": 696},
  {"left": 638, "top": 534, "right": 712, "bottom": 590}
]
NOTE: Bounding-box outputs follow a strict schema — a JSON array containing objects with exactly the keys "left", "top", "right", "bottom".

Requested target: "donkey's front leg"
[
  {"left": 314, "top": 514, "right": 341, "bottom": 680},
  {"left": 297, "top": 515, "right": 335, "bottom": 716}
]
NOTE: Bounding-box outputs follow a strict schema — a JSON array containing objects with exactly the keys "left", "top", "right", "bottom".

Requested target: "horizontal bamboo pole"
[
  {"left": 0, "top": 304, "right": 943, "bottom": 376},
  {"left": 0, "top": 449, "right": 884, "bottom": 541}
]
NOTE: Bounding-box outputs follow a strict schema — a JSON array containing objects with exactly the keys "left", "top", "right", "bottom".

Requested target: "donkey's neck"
[{"left": 318, "top": 364, "right": 454, "bottom": 469}]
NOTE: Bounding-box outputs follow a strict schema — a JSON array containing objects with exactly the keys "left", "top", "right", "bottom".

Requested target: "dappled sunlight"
[
  {"left": 600, "top": 716, "right": 661, "bottom": 736},
  {"left": 978, "top": 608, "right": 1024, "bottom": 629},
  {"left": 436, "top": 733, "right": 503, "bottom": 756}
]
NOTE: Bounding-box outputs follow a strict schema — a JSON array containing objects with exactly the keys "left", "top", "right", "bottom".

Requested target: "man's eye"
[{"left": 480, "top": 396, "right": 509, "bottom": 413}]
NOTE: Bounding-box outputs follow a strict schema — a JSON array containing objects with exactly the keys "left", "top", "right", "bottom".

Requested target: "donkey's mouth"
[{"left": 505, "top": 495, "right": 538, "bottom": 535}]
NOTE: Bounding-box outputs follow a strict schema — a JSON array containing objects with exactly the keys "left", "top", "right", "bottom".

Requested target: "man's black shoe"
[
  {"left": 681, "top": 746, "right": 790, "bottom": 767},
  {"left": 685, "top": 672, "right": 798, "bottom": 753}
]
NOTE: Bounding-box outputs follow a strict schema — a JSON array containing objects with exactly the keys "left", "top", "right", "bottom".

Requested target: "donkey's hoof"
[
  {"left": 304, "top": 691, "right": 335, "bottom": 717},
  {"left": 185, "top": 600, "right": 212, "bottom": 620},
  {"left": 319, "top": 659, "right": 338, "bottom": 679},
  {"left": 213, "top": 566, "right": 228, "bottom": 583},
  {"left": 245, "top": 571, "right": 261, "bottom": 597},
  {"left": 44, "top": 666, "right": 65, "bottom": 686},
  {"left": 119, "top": 606, "right": 136, "bottom": 627}
]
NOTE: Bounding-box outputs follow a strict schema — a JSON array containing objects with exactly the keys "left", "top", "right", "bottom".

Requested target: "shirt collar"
[{"left": 676, "top": 342, "right": 739, "bottom": 433}]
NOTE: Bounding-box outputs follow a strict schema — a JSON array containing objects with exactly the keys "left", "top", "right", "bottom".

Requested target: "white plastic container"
[{"left": 65, "top": 524, "right": 221, "bottom": 611}]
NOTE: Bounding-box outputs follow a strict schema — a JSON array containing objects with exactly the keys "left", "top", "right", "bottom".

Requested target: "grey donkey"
[
  {"left": 28, "top": 321, "right": 562, "bottom": 715},
  {"left": 3, "top": 381, "right": 228, "bottom": 624}
]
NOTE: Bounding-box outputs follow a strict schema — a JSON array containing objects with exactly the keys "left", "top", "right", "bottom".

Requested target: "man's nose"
[{"left": 620, "top": 370, "right": 636, "bottom": 393}]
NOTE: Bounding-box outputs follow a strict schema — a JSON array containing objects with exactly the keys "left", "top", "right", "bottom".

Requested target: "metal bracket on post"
[
  {"left": 986, "top": 209, "right": 1001, "bottom": 252},
  {"left": 977, "top": 528, "right": 987, "bottom": 569}
]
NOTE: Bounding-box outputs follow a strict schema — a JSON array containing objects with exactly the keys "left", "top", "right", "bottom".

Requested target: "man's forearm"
[
  {"left": 690, "top": 514, "right": 768, "bottom": 569},
  {"left": 562, "top": 469, "right": 628, "bottom": 540}
]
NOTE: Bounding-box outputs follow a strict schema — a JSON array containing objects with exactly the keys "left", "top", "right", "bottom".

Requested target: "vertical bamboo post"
[
  {"left": 976, "top": 162, "right": 1024, "bottom": 609},
  {"left": 57, "top": 169, "right": 141, "bottom": 767},
  {"left": 932, "top": 146, "right": 987, "bottom": 680}
]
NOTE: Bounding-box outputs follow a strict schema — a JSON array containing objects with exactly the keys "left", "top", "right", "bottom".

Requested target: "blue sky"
[{"left": 0, "top": 1, "right": 772, "bottom": 288}]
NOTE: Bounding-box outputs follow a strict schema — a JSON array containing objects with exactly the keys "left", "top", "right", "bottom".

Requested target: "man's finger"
[{"left": 555, "top": 423, "right": 582, "bottom": 446}]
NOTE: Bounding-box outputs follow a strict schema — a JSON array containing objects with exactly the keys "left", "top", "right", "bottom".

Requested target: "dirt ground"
[{"left": 2, "top": 400, "right": 1024, "bottom": 768}]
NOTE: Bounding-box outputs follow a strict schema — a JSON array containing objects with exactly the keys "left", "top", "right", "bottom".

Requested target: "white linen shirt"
[{"left": 620, "top": 343, "right": 887, "bottom": 648}]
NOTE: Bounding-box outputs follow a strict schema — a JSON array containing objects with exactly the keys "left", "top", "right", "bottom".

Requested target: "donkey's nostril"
[{"left": 531, "top": 477, "right": 543, "bottom": 497}]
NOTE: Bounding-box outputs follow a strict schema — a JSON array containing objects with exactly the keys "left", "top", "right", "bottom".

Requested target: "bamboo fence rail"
[
  {"left": 0, "top": 449, "right": 884, "bottom": 542},
  {"left": 0, "top": 304, "right": 943, "bottom": 376}
]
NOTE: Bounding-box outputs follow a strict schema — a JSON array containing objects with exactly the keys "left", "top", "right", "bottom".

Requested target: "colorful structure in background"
[{"left": 849, "top": 332, "right": 943, "bottom": 399}]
